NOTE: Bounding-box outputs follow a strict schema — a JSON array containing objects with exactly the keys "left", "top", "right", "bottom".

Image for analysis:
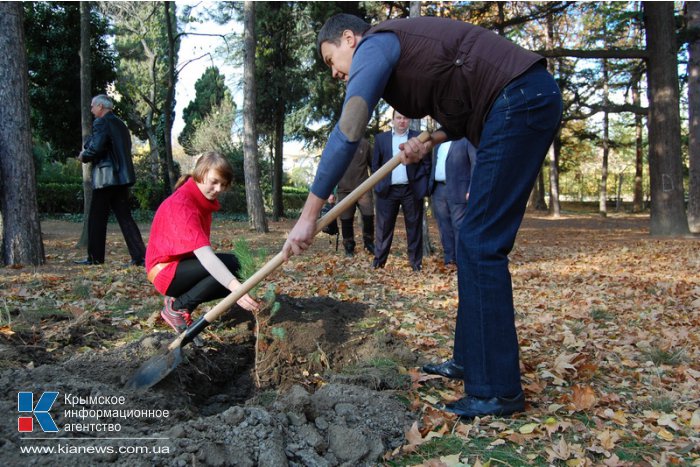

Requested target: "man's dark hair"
[{"left": 316, "top": 14, "right": 371, "bottom": 57}]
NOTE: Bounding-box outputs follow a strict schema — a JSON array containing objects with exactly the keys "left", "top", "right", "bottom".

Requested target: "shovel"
[{"left": 128, "top": 131, "right": 431, "bottom": 390}]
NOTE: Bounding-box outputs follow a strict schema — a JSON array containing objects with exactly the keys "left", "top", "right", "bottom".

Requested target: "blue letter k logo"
[{"left": 18, "top": 392, "right": 59, "bottom": 432}]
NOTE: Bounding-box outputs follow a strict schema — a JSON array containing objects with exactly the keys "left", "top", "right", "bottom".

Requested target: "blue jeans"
[{"left": 454, "top": 63, "right": 562, "bottom": 398}]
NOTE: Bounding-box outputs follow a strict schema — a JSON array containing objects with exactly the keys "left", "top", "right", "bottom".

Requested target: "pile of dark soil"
[{"left": 0, "top": 295, "right": 419, "bottom": 466}]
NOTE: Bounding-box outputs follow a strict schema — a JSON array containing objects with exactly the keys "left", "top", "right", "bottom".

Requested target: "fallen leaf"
[
  {"left": 571, "top": 385, "right": 597, "bottom": 411},
  {"left": 439, "top": 454, "right": 463, "bottom": 467},
  {"left": 422, "top": 394, "right": 440, "bottom": 405},
  {"left": 546, "top": 437, "right": 572, "bottom": 461},
  {"left": 519, "top": 422, "right": 539, "bottom": 434},
  {"left": 690, "top": 409, "right": 700, "bottom": 429},
  {"left": 597, "top": 429, "right": 620, "bottom": 450},
  {"left": 405, "top": 421, "right": 426, "bottom": 447},
  {"left": 656, "top": 427, "right": 674, "bottom": 441},
  {"left": 657, "top": 413, "right": 680, "bottom": 431}
]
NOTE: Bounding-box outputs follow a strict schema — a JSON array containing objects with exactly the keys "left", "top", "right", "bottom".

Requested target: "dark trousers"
[
  {"left": 337, "top": 190, "right": 374, "bottom": 247},
  {"left": 166, "top": 254, "right": 241, "bottom": 312},
  {"left": 88, "top": 185, "right": 145, "bottom": 263},
  {"left": 431, "top": 182, "right": 467, "bottom": 265},
  {"left": 374, "top": 184, "right": 423, "bottom": 269},
  {"left": 454, "top": 63, "right": 562, "bottom": 398},
  {"left": 337, "top": 190, "right": 374, "bottom": 221}
]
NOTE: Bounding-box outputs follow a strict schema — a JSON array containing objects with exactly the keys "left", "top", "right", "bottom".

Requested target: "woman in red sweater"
[{"left": 146, "top": 152, "right": 259, "bottom": 332}]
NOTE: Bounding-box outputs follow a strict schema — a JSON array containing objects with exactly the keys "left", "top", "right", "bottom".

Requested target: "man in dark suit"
[
  {"left": 430, "top": 138, "right": 477, "bottom": 266},
  {"left": 372, "top": 110, "right": 431, "bottom": 271},
  {"left": 75, "top": 94, "right": 146, "bottom": 266}
]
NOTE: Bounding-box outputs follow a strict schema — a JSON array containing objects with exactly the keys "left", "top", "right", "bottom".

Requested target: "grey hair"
[
  {"left": 316, "top": 14, "right": 371, "bottom": 58},
  {"left": 92, "top": 94, "right": 114, "bottom": 109}
]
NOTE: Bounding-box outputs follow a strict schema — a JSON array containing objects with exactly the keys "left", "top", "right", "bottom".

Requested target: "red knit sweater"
[{"left": 145, "top": 177, "right": 220, "bottom": 294}]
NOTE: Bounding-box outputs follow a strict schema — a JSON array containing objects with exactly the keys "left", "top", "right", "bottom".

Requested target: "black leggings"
[{"left": 166, "top": 253, "right": 241, "bottom": 312}]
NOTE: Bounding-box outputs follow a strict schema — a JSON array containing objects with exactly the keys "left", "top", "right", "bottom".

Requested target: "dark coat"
[
  {"left": 372, "top": 129, "right": 431, "bottom": 199},
  {"left": 337, "top": 138, "right": 372, "bottom": 194},
  {"left": 430, "top": 138, "right": 475, "bottom": 203},
  {"left": 82, "top": 112, "right": 136, "bottom": 188}
]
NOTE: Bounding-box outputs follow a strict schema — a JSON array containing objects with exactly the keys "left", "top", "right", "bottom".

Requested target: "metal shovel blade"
[{"left": 127, "top": 346, "right": 183, "bottom": 390}]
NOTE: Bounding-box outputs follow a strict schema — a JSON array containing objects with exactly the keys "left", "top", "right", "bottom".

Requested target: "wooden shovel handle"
[{"left": 169, "top": 131, "right": 431, "bottom": 350}]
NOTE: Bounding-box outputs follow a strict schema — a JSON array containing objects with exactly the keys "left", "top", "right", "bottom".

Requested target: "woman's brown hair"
[{"left": 175, "top": 152, "right": 234, "bottom": 190}]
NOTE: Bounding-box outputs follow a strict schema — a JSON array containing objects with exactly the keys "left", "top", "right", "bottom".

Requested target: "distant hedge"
[
  {"left": 36, "top": 182, "right": 309, "bottom": 216},
  {"left": 218, "top": 187, "right": 248, "bottom": 213},
  {"left": 37, "top": 182, "right": 84, "bottom": 213},
  {"left": 282, "top": 187, "right": 308, "bottom": 210}
]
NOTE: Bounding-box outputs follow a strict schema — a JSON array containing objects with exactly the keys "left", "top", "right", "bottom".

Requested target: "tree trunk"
[
  {"left": 272, "top": 112, "right": 284, "bottom": 221},
  {"left": 548, "top": 139, "right": 561, "bottom": 217},
  {"left": 643, "top": 2, "right": 689, "bottom": 235},
  {"left": 78, "top": 1, "right": 93, "bottom": 248},
  {"left": 145, "top": 44, "right": 168, "bottom": 193},
  {"left": 243, "top": 1, "right": 268, "bottom": 233},
  {"left": 599, "top": 59, "right": 609, "bottom": 217},
  {"left": 616, "top": 173, "right": 624, "bottom": 211},
  {"left": 496, "top": 1, "right": 506, "bottom": 36},
  {"left": 546, "top": 13, "right": 560, "bottom": 218},
  {"left": 632, "top": 76, "right": 645, "bottom": 212},
  {"left": 687, "top": 1, "right": 700, "bottom": 233},
  {"left": 527, "top": 173, "right": 547, "bottom": 211},
  {"left": 536, "top": 169, "right": 547, "bottom": 210},
  {"left": 0, "top": 3, "right": 45, "bottom": 265},
  {"left": 528, "top": 169, "right": 548, "bottom": 211},
  {"left": 163, "top": 1, "right": 178, "bottom": 192}
]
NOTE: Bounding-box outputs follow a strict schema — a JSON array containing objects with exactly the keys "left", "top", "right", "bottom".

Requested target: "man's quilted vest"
[{"left": 365, "top": 17, "right": 545, "bottom": 146}]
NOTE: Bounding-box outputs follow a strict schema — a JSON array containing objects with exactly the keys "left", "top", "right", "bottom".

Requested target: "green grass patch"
[
  {"left": 386, "top": 435, "right": 544, "bottom": 466},
  {"left": 614, "top": 440, "right": 654, "bottom": 463},
  {"left": 367, "top": 357, "right": 399, "bottom": 369},
  {"left": 641, "top": 347, "right": 687, "bottom": 366},
  {"left": 644, "top": 395, "right": 675, "bottom": 413},
  {"left": 568, "top": 320, "right": 587, "bottom": 335},
  {"left": 353, "top": 316, "right": 384, "bottom": 330},
  {"left": 589, "top": 307, "right": 614, "bottom": 322},
  {"left": 71, "top": 282, "right": 92, "bottom": 299},
  {"left": 17, "top": 302, "right": 73, "bottom": 322}
]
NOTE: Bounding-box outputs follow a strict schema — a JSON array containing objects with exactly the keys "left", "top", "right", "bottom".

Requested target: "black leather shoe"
[
  {"left": 128, "top": 259, "right": 145, "bottom": 267},
  {"left": 371, "top": 259, "right": 385, "bottom": 269},
  {"left": 73, "top": 258, "right": 102, "bottom": 265},
  {"left": 422, "top": 359, "right": 464, "bottom": 379},
  {"left": 442, "top": 392, "right": 525, "bottom": 418}
]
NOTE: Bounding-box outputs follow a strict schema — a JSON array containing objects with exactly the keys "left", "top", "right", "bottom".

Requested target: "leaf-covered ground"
[{"left": 1, "top": 211, "right": 699, "bottom": 466}]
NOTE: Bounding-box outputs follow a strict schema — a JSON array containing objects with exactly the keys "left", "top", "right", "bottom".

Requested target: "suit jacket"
[
  {"left": 82, "top": 112, "right": 136, "bottom": 188},
  {"left": 372, "top": 129, "right": 431, "bottom": 199},
  {"left": 430, "top": 138, "right": 476, "bottom": 204}
]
